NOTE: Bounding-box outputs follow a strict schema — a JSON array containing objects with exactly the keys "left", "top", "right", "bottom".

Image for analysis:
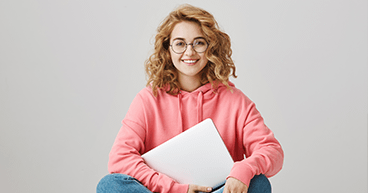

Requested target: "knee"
[
  {"left": 248, "top": 174, "right": 271, "bottom": 193},
  {"left": 96, "top": 173, "right": 133, "bottom": 193}
]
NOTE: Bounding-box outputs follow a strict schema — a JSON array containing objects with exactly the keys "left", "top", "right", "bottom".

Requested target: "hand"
[
  {"left": 223, "top": 177, "right": 248, "bottom": 193},
  {"left": 187, "top": 184, "right": 212, "bottom": 193}
]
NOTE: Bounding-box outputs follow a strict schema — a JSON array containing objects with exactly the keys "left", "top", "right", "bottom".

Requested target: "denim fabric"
[
  {"left": 97, "top": 173, "right": 152, "bottom": 193},
  {"left": 210, "top": 174, "right": 271, "bottom": 193},
  {"left": 97, "top": 173, "right": 271, "bottom": 193}
]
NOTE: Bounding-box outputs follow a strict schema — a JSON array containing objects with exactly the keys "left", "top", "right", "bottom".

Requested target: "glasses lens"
[
  {"left": 193, "top": 39, "right": 208, "bottom": 53},
  {"left": 172, "top": 39, "right": 186, "bottom": 53}
]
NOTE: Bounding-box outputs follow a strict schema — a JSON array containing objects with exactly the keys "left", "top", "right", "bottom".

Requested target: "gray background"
[{"left": 1, "top": 0, "right": 367, "bottom": 192}]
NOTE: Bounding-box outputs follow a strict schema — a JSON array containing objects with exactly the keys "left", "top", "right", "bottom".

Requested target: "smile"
[{"left": 182, "top": 59, "right": 198, "bottom": 64}]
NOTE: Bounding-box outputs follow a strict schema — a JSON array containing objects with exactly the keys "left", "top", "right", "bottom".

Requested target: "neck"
[{"left": 178, "top": 75, "right": 202, "bottom": 92}]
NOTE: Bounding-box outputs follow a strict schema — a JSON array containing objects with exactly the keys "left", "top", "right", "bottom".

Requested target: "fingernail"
[{"left": 207, "top": 187, "right": 212, "bottom": 191}]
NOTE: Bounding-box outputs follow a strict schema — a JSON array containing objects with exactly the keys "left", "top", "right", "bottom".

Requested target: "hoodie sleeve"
[
  {"left": 108, "top": 92, "right": 188, "bottom": 193},
  {"left": 228, "top": 99, "right": 284, "bottom": 187}
]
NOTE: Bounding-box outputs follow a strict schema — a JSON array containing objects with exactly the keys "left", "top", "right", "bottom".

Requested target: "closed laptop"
[{"left": 141, "top": 118, "right": 234, "bottom": 187}]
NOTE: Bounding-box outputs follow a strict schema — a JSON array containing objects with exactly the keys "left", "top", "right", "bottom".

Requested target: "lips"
[{"left": 182, "top": 59, "right": 199, "bottom": 65}]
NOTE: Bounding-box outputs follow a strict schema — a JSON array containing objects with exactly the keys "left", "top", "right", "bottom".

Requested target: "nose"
[{"left": 184, "top": 44, "right": 195, "bottom": 56}]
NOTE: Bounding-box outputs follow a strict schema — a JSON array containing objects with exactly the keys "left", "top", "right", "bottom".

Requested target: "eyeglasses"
[{"left": 170, "top": 38, "right": 208, "bottom": 54}]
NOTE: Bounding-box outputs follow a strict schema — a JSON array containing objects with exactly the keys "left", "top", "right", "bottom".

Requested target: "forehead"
[{"left": 170, "top": 21, "right": 204, "bottom": 41}]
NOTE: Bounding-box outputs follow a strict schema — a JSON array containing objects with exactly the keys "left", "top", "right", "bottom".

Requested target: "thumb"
[{"left": 197, "top": 185, "right": 212, "bottom": 192}]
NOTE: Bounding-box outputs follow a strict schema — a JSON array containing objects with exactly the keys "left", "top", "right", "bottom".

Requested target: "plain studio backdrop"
[{"left": 0, "top": 0, "right": 367, "bottom": 192}]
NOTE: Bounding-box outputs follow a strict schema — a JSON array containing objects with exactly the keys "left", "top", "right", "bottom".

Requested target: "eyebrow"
[{"left": 172, "top": 36, "right": 206, "bottom": 42}]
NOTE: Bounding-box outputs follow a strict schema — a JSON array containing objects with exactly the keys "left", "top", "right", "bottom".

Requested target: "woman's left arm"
[{"left": 228, "top": 100, "right": 284, "bottom": 188}]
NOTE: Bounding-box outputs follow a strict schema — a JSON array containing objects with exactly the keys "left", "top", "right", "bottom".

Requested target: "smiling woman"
[
  {"left": 144, "top": 4, "right": 237, "bottom": 96},
  {"left": 97, "top": 4, "right": 284, "bottom": 193},
  {"left": 169, "top": 21, "right": 209, "bottom": 92}
]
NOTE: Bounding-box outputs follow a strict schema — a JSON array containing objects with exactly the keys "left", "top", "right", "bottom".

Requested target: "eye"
[
  {"left": 194, "top": 39, "right": 206, "bottom": 46},
  {"left": 174, "top": 40, "right": 186, "bottom": 47}
]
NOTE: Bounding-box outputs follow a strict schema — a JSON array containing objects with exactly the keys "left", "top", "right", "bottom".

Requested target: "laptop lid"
[{"left": 141, "top": 118, "right": 234, "bottom": 187}]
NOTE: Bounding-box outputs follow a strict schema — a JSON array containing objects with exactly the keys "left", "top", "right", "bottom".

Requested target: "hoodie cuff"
[
  {"left": 170, "top": 183, "right": 189, "bottom": 193},
  {"left": 227, "top": 161, "right": 255, "bottom": 187}
]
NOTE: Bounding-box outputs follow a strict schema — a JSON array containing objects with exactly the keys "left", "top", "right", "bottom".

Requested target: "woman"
[{"left": 97, "top": 4, "right": 283, "bottom": 193}]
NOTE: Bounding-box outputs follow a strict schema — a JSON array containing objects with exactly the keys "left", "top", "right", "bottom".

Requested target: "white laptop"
[{"left": 141, "top": 118, "right": 234, "bottom": 187}]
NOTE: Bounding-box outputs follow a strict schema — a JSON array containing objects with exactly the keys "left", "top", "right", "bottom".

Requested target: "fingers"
[
  {"left": 195, "top": 185, "right": 212, "bottom": 192},
  {"left": 222, "top": 187, "right": 247, "bottom": 193},
  {"left": 223, "top": 177, "right": 248, "bottom": 193},
  {"left": 223, "top": 183, "right": 229, "bottom": 193},
  {"left": 188, "top": 184, "right": 212, "bottom": 193}
]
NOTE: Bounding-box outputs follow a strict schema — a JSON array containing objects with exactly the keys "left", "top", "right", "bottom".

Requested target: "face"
[{"left": 169, "top": 21, "right": 208, "bottom": 89}]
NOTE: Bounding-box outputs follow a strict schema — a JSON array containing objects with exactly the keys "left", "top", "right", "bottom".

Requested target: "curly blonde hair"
[{"left": 145, "top": 4, "right": 237, "bottom": 96}]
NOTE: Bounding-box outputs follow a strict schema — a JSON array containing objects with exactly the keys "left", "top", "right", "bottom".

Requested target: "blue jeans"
[{"left": 97, "top": 173, "right": 271, "bottom": 193}]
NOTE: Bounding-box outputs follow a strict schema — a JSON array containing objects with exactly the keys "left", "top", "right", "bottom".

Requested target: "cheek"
[
  {"left": 200, "top": 54, "right": 208, "bottom": 65},
  {"left": 169, "top": 51, "right": 180, "bottom": 69},
  {"left": 169, "top": 50, "right": 177, "bottom": 61},
  {"left": 171, "top": 52, "right": 182, "bottom": 65},
  {"left": 174, "top": 54, "right": 181, "bottom": 61}
]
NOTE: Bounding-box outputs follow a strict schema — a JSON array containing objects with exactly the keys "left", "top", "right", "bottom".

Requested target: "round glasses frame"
[{"left": 170, "top": 38, "right": 209, "bottom": 54}]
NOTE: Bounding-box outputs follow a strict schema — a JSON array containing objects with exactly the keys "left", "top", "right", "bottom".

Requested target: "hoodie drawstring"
[
  {"left": 177, "top": 90, "right": 204, "bottom": 132},
  {"left": 197, "top": 90, "right": 203, "bottom": 123},
  {"left": 177, "top": 92, "right": 184, "bottom": 132}
]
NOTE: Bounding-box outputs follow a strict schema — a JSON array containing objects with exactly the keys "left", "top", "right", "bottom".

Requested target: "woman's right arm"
[{"left": 107, "top": 92, "right": 188, "bottom": 193}]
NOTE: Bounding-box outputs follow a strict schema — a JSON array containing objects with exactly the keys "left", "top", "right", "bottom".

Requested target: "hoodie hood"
[
  {"left": 178, "top": 81, "right": 235, "bottom": 95},
  {"left": 176, "top": 81, "right": 235, "bottom": 131}
]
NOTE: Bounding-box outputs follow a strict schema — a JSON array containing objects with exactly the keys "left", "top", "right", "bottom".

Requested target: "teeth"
[{"left": 183, "top": 60, "right": 197, "bottom": 63}]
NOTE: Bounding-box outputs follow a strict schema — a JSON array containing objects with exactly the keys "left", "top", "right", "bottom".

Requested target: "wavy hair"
[{"left": 145, "top": 4, "right": 237, "bottom": 96}]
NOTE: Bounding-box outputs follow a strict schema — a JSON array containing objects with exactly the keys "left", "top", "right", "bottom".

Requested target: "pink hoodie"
[{"left": 108, "top": 82, "right": 284, "bottom": 193}]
